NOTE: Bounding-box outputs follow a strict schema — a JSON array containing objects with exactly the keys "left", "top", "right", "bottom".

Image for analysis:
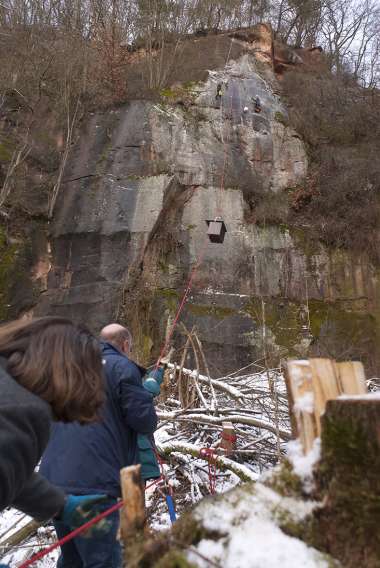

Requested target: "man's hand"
[
  {"left": 159, "top": 348, "right": 174, "bottom": 368},
  {"left": 57, "top": 494, "right": 111, "bottom": 537},
  {"left": 143, "top": 367, "right": 164, "bottom": 396}
]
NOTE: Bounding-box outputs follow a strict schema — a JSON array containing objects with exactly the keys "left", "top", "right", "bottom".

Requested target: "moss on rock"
[
  {"left": 243, "top": 296, "right": 309, "bottom": 359},
  {"left": 187, "top": 303, "right": 235, "bottom": 319},
  {"left": 155, "top": 288, "right": 181, "bottom": 313},
  {"left": 154, "top": 550, "right": 196, "bottom": 568},
  {"left": 124, "top": 510, "right": 219, "bottom": 568},
  {"left": 274, "top": 111, "right": 289, "bottom": 127},
  {"left": 242, "top": 293, "right": 378, "bottom": 371},
  {"left": 265, "top": 460, "right": 304, "bottom": 498},
  {"left": 0, "top": 138, "right": 14, "bottom": 163},
  {"left": 311, "top": 399, "right": 380, "bottom": 567}
]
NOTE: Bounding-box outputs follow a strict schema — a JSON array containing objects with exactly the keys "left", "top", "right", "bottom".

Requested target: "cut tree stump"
[
  {"left": 314, "top": 396, "right": 380, "bottom": 567},
  {"left": 285, "top": 358, "right": 368, "bottom": 453}
]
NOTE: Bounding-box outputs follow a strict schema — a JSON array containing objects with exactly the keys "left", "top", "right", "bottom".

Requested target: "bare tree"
[{"left": 321, "top": 0, "right": 379, "bottom": 76}]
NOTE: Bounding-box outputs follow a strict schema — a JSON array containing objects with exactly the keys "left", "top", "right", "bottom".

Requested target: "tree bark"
[{"left": 314, "top": 397, "right": 380, "bottom": 567}]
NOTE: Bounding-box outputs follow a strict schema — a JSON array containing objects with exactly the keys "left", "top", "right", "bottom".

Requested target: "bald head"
[{"left": 100, "top": 323, "right": 132, "bottom": 355}]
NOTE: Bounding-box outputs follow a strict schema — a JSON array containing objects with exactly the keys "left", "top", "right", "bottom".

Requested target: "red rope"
[
  {"left": 216, "top": 93, "right": 233, "bottom": 218},
  {"left": 19, "top": 64, "right": 235, "bottom": 568},
  {"left": 154, "top": 237, "right": 208, "bottom": 371},
  {"left": 152, "top": 84, "right": 233, "bottom": 370},
  {"left": 221, "top": 432, "right": 237, "bottom": 443},
  {"left": 145, "top": 475, "right": 164, "bottom": 491},
  {"left": 17, "top": 478, "right": 164, "bottom": 568},
  {"left": 18, "top": 501, "right": 123, "bottom": 568},
  {"left": 153, "top": 82, "right": 233, "bottom": 370},
  {"left": 199, "top": 448, "right": 218, "bottom": 495}
]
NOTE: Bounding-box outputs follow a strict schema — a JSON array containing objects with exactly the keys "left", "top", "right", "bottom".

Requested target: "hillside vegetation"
[{"left": 0, "top": 1, "right": 379, "bottom": 376}]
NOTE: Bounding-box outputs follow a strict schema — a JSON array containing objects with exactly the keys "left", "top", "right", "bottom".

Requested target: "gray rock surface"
[{"left": 36, "top": 43, "right": 380, "bottom": 374}]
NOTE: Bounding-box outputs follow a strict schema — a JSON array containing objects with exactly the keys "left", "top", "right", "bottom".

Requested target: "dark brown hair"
[{"left": 0, "top": 317, "right": 105, "bottom": 424}]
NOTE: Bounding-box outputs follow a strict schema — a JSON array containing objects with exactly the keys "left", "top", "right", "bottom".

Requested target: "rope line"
[
  {"left": 154, "top": 38, "right": 236, "bottom": 367},
  {"left": 18, "top": 501, "right": 123, "bottom": 568},
  {"left": 17, "top": 476, "right": 165, "bottom": 568},
  {"left": 154, "top": 237, "right": 209, "bottom": 371},
  {"left": 216, "top": 92, "right": 234, "bottom": 218},
  {"left": 199, "top": 448, "right": 218, "bottom": 494}
]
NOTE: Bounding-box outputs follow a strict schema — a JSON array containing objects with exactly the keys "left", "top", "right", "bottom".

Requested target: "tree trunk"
[{"left": 314, "top": 397, "right": 380, "bottom": 567}]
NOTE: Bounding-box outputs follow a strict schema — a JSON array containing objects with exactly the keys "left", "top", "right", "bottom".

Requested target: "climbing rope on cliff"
[{"left": 154, "top": 40, "right": 236, "bottom": 368}]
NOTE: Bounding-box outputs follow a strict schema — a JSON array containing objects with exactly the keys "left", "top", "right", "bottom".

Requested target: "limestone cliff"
[{"left": 26, "top": 25, "right": 380, "bottom": 374}]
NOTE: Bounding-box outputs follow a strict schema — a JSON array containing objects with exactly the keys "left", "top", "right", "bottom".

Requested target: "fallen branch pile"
[{"left": 154, "top": 353, "right": 291, "bottom": 490}]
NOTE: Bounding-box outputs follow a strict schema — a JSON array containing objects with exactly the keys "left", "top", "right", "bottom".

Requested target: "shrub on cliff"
[{"left": 282, "top": 68, "right": 380, "bottom": 262}]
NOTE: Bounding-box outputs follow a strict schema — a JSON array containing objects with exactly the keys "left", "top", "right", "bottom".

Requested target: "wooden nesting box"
[{"left": 206, "top": 219, "right": 227, "bottom": 243}]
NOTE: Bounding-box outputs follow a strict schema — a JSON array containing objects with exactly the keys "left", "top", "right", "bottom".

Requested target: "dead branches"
[
  {"left": 167, "top": 363, "right": 245, "bottom": 402},
  {"left": 157, "top": 359, "right": 291, "bottom": 480},
  {"left": 157, "top": 410, "right": 291, "bottom": 440},
  {"left": 156, "top": 440, "right": 258, "bottom": 482},
  {"left": 0, "top": 137, "right": 31, "bottom": 211}
]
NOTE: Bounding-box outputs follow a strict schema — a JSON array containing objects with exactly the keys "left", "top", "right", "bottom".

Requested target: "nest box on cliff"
[{"left": 206, "top": 219, "right": 227, "bottom": 244}]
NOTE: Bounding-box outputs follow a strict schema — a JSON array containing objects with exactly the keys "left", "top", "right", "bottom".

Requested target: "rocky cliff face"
[{"left": 35, "top": 25, "right": 380, "bottom": 375}]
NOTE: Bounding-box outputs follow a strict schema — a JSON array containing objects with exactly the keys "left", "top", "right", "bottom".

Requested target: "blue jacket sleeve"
[{"left": 115, "top": 361, "right": 158, "bottom": 435}]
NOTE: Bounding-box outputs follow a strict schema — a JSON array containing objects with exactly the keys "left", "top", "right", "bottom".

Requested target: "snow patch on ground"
[
  {"left": 0, "top": 509, "right": 58, "bottom": 567},
  {"left": 187, "top": 483, "right": 327, "bottom": 568}
]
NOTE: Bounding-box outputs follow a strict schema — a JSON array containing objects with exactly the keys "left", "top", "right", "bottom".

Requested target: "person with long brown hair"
[
  {"left": 40, "top": 322, "right": 160, "bottom": 568},
  {"left": 0, "top": 316, "right": 107, "bottom": 529}
]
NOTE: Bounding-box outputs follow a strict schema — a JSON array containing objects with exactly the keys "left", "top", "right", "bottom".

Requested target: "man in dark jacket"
[{"left": 40, "top": 324, "right": 159, "bottom": 568}]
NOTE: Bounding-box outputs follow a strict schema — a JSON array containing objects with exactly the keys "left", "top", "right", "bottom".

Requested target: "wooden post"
[
  {"left": 336, "top": 361, "right": 367, "bottom": 395},
  {"left": 220, "top": 421, "right": 236, "bottom": 455},
  {"left": 285, "top": 359, "right": 317, "bottom": 453},
  {"left": 309, "top": 358, "right": 340, "bottom": 436},
  {"left": 119, "top": 465, "right": 145, "bottom": 542},
  {"left": 285, "top": 358, "right": 368, "bottom": 455}
]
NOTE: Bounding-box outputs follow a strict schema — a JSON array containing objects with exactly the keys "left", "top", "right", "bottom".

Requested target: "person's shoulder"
[
  {"left": 102, "top": 346, "right": 142, "bottom": 383},
  {"left": 0, "top": 364, "right": 51, "bottom": 449},
  {"left": 0, "top": 364, "right": 50, "bottom": 417},
  {"left": 101, "top": 342, "right": 124, "bottom": 369},
  {"left": 113, "top": 356, "right": 142, "bottom": 381}
]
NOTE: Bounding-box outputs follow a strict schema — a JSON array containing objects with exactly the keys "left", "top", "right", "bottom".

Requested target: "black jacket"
[
  {"left": 40, "top": 342, "right": 157, "bottom": 498},
  {"left": 0, "top": 360, "right": 65, "bottom": 521}
]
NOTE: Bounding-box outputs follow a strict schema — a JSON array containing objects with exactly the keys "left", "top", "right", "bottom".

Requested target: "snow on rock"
[{"left": 186, "top": 483, "right": 327, "bottom": 568}]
